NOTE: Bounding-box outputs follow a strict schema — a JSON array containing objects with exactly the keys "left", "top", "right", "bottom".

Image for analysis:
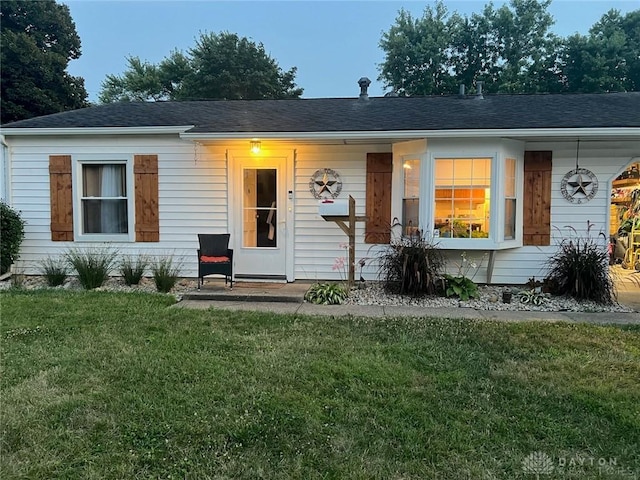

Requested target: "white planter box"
[{"left": 318, "top": 199, "right": 349, "bottom": 216}]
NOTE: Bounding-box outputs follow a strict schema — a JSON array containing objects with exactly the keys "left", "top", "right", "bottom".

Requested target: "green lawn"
[{"left": 1, "top": 290, "right": 639, "bottom": 479}]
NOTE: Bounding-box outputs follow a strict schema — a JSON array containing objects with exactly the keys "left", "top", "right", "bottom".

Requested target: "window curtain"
[{"left": 100, "top": 165, "right": 127, "bottom": 233}]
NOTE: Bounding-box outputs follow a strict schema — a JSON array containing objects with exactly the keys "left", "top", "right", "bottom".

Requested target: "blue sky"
[{"left": 63, "top": 0, "right": 640, "bottom": 102}]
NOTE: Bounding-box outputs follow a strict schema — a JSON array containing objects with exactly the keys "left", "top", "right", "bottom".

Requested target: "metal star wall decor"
[
  {"left": 309, "top": 168, "right": 343, "bottom": 199},
  {"left": 560, "top": 168, "right": 599, "bottom": 204}
]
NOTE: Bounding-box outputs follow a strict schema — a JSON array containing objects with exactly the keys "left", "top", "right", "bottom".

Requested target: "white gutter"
[
  {"left": 181, "top": 127, "right": 640, "bottom": 141},
  {"left": 0, "top": 126, "right": 195, "bottom": 136},
  {"left": 1, "top": 125, "right": 637, "bottom": 140}
]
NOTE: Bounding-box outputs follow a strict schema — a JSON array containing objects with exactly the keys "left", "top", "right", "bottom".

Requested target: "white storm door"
[{"left": 234, "top": 158, "right": 287, "bottom": 279}]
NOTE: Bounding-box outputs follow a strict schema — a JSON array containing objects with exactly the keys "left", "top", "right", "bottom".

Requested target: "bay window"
[{"left": 392, "top": 140, "right": 522, "bottom": 250}]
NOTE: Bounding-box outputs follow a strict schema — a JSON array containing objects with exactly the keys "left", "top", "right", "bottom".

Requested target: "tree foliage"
[
  {"left": 379, "top": 0, "right": 639, "bottom": 95},
  {"left": 562, "top": 9, "right": 640, "bottom": 92},
  {"left": 0, "top": 0, "right": 88, "bottom": 124},
  {"left": 99, "top": 32, "right": 303, "bottom": 103}
]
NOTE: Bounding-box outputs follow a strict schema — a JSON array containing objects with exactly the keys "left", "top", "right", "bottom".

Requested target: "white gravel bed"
[
  {"left": 0, "top": 276, "right": 196, "bottom": 301},
  {"left": 345, "top": 282, "right": 634, "bottom": 313},
  {"left": 1, "top": 275, "right": 633, "bottom": 313}
]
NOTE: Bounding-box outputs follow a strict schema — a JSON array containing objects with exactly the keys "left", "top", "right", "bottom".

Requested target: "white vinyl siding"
[
  {"left": 5, "top": 134, "right": 638, "bottom": 285},
  {"left": 7, "top": 135, "right": 227, "bottom": 277},
  {"left": 293, "top": 144, "right": 391, "bottom": 281}
]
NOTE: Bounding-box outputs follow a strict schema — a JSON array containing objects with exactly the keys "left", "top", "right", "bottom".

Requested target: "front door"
[{"left": 234, "top": 157, "right": 287, "bottom": 279}]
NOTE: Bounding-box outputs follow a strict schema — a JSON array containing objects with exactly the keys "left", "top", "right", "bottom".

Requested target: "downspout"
[{"left": 0, "top": 135, "right": 9, "bottom": 204}]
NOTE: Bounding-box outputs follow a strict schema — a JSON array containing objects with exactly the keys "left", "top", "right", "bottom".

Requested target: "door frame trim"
[{"left": 227, "top": 149, "right": 295, "bottom": 282}]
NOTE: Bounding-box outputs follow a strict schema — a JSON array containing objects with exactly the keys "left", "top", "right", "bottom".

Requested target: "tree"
[
  {"left": 378, "top": 3, "right": 460, "bottom": 96},
  {"left": 562, "top": 9, "right": 640, "bottom": 92},
  {"left": 99, "top": 32, "right": 303, "bottom": 103},
  {"left": 0, "top": 0, "right": 88, "bottom": 124},
  {"left": 487, "top": 0, "right": 563, "bottom": 93},
  {"left": 379, "top": 0, "right": 565, "bottom": 95}
]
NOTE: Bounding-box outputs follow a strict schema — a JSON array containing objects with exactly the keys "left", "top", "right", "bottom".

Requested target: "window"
[
  {"left": 504, "top": 158, "right": 516, "bottom": 240},
  {"left": 50, "top": 154, "right": 158, "bottom": 242},
  {"left": 243, "top": 168, "right": 277, "bottom": 247},
  {"left": 402, "top": 158, "right": 420, "bottom": 235},
  {"left": 434, "top": 157, "right": 491, "bottom": 239},
  {"left": 80, "top": 163, "right": 128, "bottom": 234}
]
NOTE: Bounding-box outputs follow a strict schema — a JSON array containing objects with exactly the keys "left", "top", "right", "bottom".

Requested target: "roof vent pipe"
[
  {"left": 476, "top": 80, "right": 484, "bottom": 98},
  {"left": 459, "top": 84, "right": 466, "bottom": 97},
  {"left": 358, "top": 77, "right": 371, "bottom": 100}
]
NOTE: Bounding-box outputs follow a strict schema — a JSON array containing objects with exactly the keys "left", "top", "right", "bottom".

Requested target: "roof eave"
[{"left": 0, "top": 126, "right": 195, "bottom": 136}]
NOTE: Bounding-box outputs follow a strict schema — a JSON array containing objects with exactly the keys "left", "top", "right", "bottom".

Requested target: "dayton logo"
[{"left": 522, "top": 451, "right": 554, "bottom": 478}]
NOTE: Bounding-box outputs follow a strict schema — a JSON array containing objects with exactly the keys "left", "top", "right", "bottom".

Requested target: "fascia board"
[
  {"left": 181, "top": 127, "right": 640, "bottom": 141},
  {"left": 0, "top": 126, "right": 194, "bottom": 136}
]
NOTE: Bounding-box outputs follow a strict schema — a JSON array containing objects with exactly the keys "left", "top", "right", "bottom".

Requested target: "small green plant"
[
  {"left": 151, "top": 256, "right": 181, "bottom": 293},
  {"left": 65, "top": 246, "right": 118, "bottom": 290},
  {"left": 39, "top": 256, "right": 68, "bottom": 286},
  {"left": 443, "top": 274, "right": 479, "bottom": 300},
  {"left": 545, "top": 222, "right": 615, "bottom": 304},
  {"left": 1, "top": 201, "right": 26, "bottom": 275},
  {"left": 376, "top": 230, "right": 444, "bottom": 296},
  {"left": 119, "top": 255, "right": 149, "bottom": 286},
  {"left": 517, "top": 288, "right": 546, "bottom": 305},
  {"left": 304, "top": 282, "right": 348, "bottom": 305},
  {"left": 442, "top": 251, "right": 485, "bottom": 300}
]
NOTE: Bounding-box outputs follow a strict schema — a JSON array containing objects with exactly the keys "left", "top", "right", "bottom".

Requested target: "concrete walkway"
[{"left": 178, "top": 279, "right": 640, "bottom": 325}]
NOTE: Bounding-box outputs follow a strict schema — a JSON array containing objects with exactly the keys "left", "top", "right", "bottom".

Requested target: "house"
[{"left": 1, "top": 80, "right": 639, "bottom": 285}]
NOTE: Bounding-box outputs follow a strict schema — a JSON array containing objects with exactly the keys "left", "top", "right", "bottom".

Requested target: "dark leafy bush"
[
  {"left": 377, "top": 231, "right": 444, "bottom": 296},
  {"left": 39, "top": 257, "right": 68, "bottom": 286},
  {"left": 304, "top": 282, "right": 348, "bottom": 305},
  {"left": 65, "top": 246, "right": 118, "bottom": 290},
  {"left": 1, "top": 202, "right": 25, "bottom": 274},
  {"left": 545, "top": 223, "right": 615, "bottom": 304},
  {"left": 151, "top": 256, "right": 181, "bottom": 293},
  {"left": 120, "top": 255, "right": 149, "bottom": 285}
]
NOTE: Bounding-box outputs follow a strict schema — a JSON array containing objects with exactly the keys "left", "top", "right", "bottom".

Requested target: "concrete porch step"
[{"left": 182, "top": 280, "right": 311, "bottom": 304}]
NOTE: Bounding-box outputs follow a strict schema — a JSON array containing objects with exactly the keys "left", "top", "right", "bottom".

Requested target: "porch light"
[{"left": 250, "top": 140, "right": 261, "bottom": 154}]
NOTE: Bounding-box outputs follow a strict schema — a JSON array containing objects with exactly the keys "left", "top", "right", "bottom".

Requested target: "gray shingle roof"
[{"left": 2, "top": 92, "right": 640, "bottom": 133}]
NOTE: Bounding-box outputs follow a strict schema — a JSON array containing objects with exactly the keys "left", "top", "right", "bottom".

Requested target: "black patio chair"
[{"left": 197, "top": 233, "right": 233, "bottom": 289}]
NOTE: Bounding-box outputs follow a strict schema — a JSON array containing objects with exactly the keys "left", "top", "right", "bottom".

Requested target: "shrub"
[
  {"left": 39, "top": 257, "right": 68, "bottom": 286},
  {"left": 545, "top": 223, "right": 615, "bottom": 304},
  {"left": 0, "top": 202, "right": 26, "bottom": 274},
  {"left": 120, "top": 255, "right": 149, "bottom": 286},
  {"left": 65, "top": 246, "right": 118, "bottom": 290},
  {"left": 304, "top": 282, "right": 348, "bottom": 305},
  {"left": 377, "top": 231, "right": 444, "bottom": 296},
  {"left": 151, "top": 256, "right": 181, "bottom": 293}
]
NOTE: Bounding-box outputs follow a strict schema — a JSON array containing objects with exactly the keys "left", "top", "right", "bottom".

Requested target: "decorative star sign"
[
  {"left": 315, "top": 171, "right": 337, "bottom": 195},
  {"left": 560, "top": 168, "right": 599, "bottom": 204},
  {"left": 309, "top": 168, "right": 343, "bottom": 199},
  {"left": 567, "top": 173, "right": 592, "bottom": 196}
]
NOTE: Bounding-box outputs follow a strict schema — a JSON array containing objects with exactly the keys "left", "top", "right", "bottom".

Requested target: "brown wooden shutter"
[
  {"left": 523, "top": 151, "right": 552, "bottom": 246},
  {"left": 365, "top": 152, "right": 393, "bottom": 244},
  {"left": 134, "top": 154, "right": 159, "bottom": 242},
  {"left": 49, "top": 155, "right": 73, "bottom": 241}
]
